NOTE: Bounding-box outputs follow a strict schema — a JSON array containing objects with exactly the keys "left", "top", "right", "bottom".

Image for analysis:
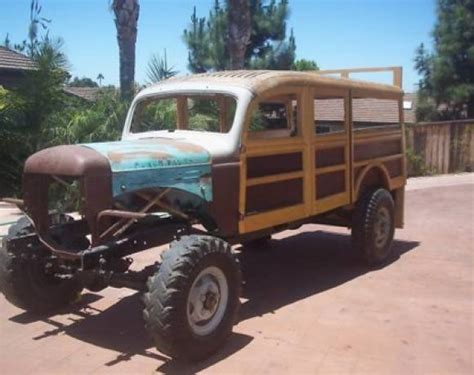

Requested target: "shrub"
[{"left": 406, "top": 148, "right": 428, "bottom": 177}]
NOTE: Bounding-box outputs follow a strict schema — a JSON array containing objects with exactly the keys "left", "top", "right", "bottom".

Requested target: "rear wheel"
[
  {"left": 0, "top": 216, "right": 83, "bottom": 313},
  {"left": 351, "top": 188, "right": 396, "bottom": 265},
  {"left": 143, "top": 235, "right": 241, "bottom": 361}
]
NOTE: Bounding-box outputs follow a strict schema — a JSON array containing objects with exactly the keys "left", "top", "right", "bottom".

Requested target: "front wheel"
[
  {"left": 351, "top": 188, "right": 396, "bottom": 265},
  {"left": 0, "top": 217, "right": 83, "bottom": 313},
  {"left": 143, "top": 235, "right": 241, "bottom": 361}
]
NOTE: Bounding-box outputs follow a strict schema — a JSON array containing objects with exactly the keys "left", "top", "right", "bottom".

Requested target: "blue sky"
[{"left": 1, "top": 0, "right": 436, "bottom": 91}]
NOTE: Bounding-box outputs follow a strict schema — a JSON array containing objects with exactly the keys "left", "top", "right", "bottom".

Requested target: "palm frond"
[{"left": 146, "top": 51, "right": 178, "bottom": 84}]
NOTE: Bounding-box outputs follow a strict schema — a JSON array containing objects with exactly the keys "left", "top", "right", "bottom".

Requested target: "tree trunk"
[
  {"left": 227, "top": 0, "right": 251, "bottom": 70},
  {"left": 467, "top": 95, "right": 474, "bottom": 119},
  {"left": 112, "top": 0, "right": 139, "bottom": 100}
]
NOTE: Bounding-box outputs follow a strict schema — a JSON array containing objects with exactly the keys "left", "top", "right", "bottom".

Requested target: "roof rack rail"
[{"left": 316, "top": 66, "right": 403, "bottom": 89}]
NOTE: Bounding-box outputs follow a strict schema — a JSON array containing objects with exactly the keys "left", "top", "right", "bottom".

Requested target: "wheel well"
[{"left": 355, "top": 164, "right": 391, "bottom": 199}]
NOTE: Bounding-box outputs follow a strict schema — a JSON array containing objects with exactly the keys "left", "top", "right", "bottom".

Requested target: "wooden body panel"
[
  {"left": 312, "top": 87, "right": 351, "bottom": 215},
  {"left": 238, "top": 81, "right": 406, "bottom": 234},
  {"left": 352, "top": 129, "right": 405, "bottom": 198}
]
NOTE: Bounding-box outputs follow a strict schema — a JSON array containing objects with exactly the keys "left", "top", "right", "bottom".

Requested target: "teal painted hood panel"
[
  {"left": 81, "top": 138, "right": 212, "bottom": 200},
  {"left": 82, "top": 139, "right": 211, "bottom": 171}
]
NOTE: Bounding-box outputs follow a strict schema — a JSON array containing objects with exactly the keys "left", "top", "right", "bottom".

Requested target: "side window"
[
  {"left": 249, "top": 94, "right": 298, "bottom": 137},
  {"left": 314, "top": 97, "right": 346, "bottom": 135},
  {"left": 352, "top": 97, "right": 400, "bottom": 130}
]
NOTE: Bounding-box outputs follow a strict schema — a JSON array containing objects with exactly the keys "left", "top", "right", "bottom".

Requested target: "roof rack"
[{"left": 316, "top": 66, "right": 403, "bottom": 89}]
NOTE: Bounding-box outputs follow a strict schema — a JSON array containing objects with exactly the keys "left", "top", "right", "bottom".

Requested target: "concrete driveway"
[{"left": 0, "top": 174, "right": 473, "bottom": 374}]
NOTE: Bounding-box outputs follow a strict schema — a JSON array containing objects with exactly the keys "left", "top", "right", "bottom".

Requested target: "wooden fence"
[{"left": 405, "top": 120, "right": 474, "bottom": 176}]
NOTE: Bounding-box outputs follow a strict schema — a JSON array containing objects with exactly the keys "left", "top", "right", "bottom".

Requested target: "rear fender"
[{"left": 354, "top": 163, "right": 391, "bottom": 199}]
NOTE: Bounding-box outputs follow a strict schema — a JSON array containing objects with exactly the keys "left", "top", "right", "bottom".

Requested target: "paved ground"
[{"left": 0, "top": 174, "right": 473, "bottom": 374}]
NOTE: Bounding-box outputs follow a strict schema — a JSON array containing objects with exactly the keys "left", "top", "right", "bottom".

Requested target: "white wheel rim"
[
  {"left": 374, "top": 206, "right": 391, "bottom": 248},
  {"left": 186, "top": 266, "right": 229, "bottom": 336}
]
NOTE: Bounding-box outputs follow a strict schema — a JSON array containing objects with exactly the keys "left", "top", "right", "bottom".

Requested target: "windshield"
[{"left": 130, "top": 94, "right": 237, "bottom": 134}]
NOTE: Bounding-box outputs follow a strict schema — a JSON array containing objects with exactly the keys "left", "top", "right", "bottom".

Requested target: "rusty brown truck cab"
[{"left": 0, "top": 69, "right": 406, "bottom": 361}]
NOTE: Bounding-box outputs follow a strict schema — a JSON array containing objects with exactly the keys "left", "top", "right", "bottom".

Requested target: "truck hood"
[
  {"left": 82, "top": 138, "right": 211, "bottom": 172},
  {"left": 82, "top": 138, "right": 212, "bottom": 200}
]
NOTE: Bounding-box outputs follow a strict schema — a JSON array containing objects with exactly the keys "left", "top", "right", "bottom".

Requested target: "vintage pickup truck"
[{"left": 0, "top": 69, "right": 406, "bottom": 360}]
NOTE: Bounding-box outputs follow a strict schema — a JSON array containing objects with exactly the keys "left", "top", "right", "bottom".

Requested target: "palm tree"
[
  {"left": 111, "top": 0, "right": 139, "bottom": 100},
  {"left": 97, "top": 73, "right": 104, "bottom": 86},
  {"left": 146, "top": 50, "right": 177, "bottom": 83},
  {"left": 26, "top": 0, "right": 51, "bottom": 56}
]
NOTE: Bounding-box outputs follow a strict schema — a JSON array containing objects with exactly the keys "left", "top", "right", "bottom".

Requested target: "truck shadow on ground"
[
  {"left": 238, "top": 230, "right": 419, "bottom": 322},
  {"left": 9, "top": 230, "right": 419, "bottom": 373}
]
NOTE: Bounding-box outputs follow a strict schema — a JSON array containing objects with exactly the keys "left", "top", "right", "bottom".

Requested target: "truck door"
[{"left": 239, "top": 87, "right": 310, "bottom": 234}]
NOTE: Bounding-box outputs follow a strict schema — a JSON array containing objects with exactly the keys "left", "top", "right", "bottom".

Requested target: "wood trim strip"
[
  {"left": 354, "top": 132, "right": 402, "bottom": 144},
  {"left": 399, "top": 97, "right": 408, "bottom": 180},
  {"left": 312, "top": 192, "right": 349, "bottom": 215},
  {"left": 303, "top": 87, "right": 314, "bottom": 217},
  {"left": 241, "top": 203, "right": 306, "bottom": 233},
  {"left": 245, "top": 144, "right": 305, "bottom": 157},
  {"left": 246, "top": 137, "right": 304, "bottom": 149},
  {"left": 176, "top": 97, "right": 188, "bottom": 130},
  {"left": 313, "top": 139, "right": 347, "bottom": 149},
  {"left": 238, "top": 159, "right": 246, "bottom": 232},
  {"left": 348, "top": 89, "right": 354, "bottom": 203},
  {"left": 246, "top": 171, "right": 304, "bottom": 186},
  {"left": 354, "top": 153, "right": 403, "bottom": 167},
  {"left": 315, "top": 164, "right": 346, "bottom": 175},
  {"left": 390, "top": 175, "right": 405, "bottom": 190}
]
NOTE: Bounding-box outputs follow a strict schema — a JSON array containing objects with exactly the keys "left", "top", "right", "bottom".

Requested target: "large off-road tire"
[
  {"left": 143, "top": 235, "right": 241, "bottom": 361},
  {"left": 0, "top": 216, "right": 83, "bottom": 313},
  {"left": 351, "top": 188, "right": 396, "bottom": 266}
]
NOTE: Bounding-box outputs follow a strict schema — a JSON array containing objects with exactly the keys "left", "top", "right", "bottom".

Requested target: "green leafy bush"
[
  {"left": 0, "top": 45, "right": 129, "bottom": 197},
  {"left": 406, "top": 148, "right": 428, "bottom": 177}
]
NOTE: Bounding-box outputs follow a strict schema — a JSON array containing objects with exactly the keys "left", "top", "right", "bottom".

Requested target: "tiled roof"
[
  {"left": 314, "top": 98, "right": 345, "bottom": 121},
  {"left": 352, "top": 98, "right": 400, "bottom": 123},
  {"left": 63, "top": 87, "right": 101, "bottom": 102},
  {"left": 314, "top": 94, "right": 416, "bottom": 124},
  {"left": 0, "top": 46, "right": 36, "bottom": 71}
]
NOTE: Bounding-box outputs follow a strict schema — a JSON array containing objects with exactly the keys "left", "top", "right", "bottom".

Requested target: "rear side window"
[
  {"left": 250, "top": 102, "right": 288, "bottom": 131},
  {"left": 249, "top": 94, "right": 298, "bottom": 138},
  {"left": 352, "top": 97, "right": 400, "bottom": 130}
]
